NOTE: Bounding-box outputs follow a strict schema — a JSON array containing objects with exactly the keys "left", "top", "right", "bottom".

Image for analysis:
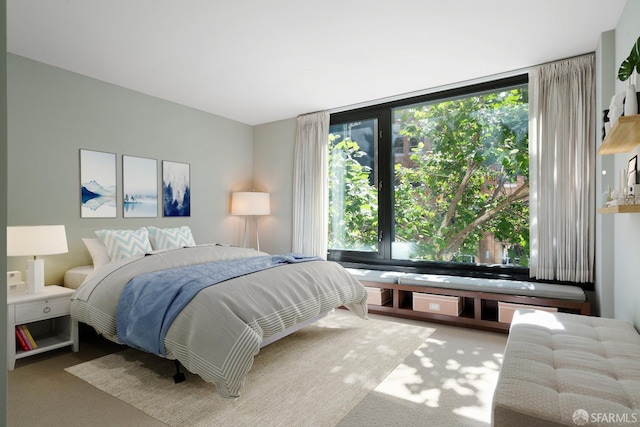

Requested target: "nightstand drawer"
[{"left": 14, "top": 297, "right": 71, "bottom": 323}]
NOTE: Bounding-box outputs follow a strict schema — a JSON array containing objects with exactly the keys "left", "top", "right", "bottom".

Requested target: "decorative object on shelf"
[
  {"left": 15, "top": 325, "right": 31, "bottom": 351},
  {"left": 619, "top": 168, "right": 627, "bottom": 197},
  {"left": 7, "top": 225, "right": 69, "bottom": 293},
  {"left": 625, "top": 84, "right": 638, "bottom": 116},
  {"left": 6, "top": 270, "right": 26, "bottom": 295},
  {"left": 603, "top": 109, "right": 610, "bottom": 140},
  {"left": 608, "top": 92, "right": 625, "bottom": 126},
  {"left": 162, "top": 160, "right": 191, "bottom": 217},
  {"left": 231, "top": 191, "right": 270, "bottom": 251},
  {"left": 629, "top": 155, "right": 638, "bottom": 180},
  {"left": 80, "top": 149, "right": 117, "bottom": 218},
  {"left": 619, "top": 36, "right": 640, "bottom": 117},
  {"left": 605, "top": 160, "right": 640, "bottom": 207},
  {"left": 603, "top": 185, "right": 613, "bottom": 207}
]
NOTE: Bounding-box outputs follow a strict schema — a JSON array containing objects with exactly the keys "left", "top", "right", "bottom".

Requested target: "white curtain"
[
  {"left": 292, "top": 111, "right": 330, "bottom": 257},
  {"left": 529, "top": 55, "right": 595, "bottom": 282}
]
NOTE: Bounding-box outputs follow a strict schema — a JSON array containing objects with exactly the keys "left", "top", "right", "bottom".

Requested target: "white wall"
[
  {"left": 252, "top": 118, "right": 297, "bottom": 254},
  {"left": 7, "top": 54, "right": 255, "bottom": 284},
  {"left": 595, "top": 30, "right": 616, "bottom": 318},
  {"left": 610, "top": 0, "right": 640, "bottom": 329}
]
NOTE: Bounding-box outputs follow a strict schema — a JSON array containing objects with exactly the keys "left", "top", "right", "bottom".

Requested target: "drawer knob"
[{"left": 43, "top": 306, "right": 51, "bottom": 314}]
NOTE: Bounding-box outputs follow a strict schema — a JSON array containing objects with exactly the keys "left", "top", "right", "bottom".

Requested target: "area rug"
[
  {"left": 337, "top": 322, "right": 508, "bottom": 426},
  {"left": 66, "top": 311, "right": 435, "bottom": 427}
]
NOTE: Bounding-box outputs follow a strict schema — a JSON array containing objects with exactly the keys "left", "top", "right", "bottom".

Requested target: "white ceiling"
[{"left": 8, "top": 0, "right": 628, "bottom": 126}]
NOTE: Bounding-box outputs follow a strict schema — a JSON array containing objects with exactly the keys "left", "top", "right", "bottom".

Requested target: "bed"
[
  {"left": 70, "top": 243, "right": 368, "bottom": 398},
  {"left": 64, "top": 265, "right": 94, "bottom": 289}
]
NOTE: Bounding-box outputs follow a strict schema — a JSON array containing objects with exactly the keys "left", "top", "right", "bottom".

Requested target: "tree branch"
[
  {"left": 437, "top": 182, "right": 530, "bottom": 259},
  {"left": 438, "top": 158, "right": 479, "bottom": 234}
]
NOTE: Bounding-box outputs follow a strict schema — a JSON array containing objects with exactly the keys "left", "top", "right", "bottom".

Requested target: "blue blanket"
[{"left": 115, "top": 254, "right": 321, "bottom": 356}]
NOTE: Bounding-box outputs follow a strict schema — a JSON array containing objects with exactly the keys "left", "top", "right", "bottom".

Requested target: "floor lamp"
[
  {"left": 7, "top": 225, "right": 69, "bottom": 293},
  {"left": 231, "top": 192, "right": 270, "bottom": 251}
]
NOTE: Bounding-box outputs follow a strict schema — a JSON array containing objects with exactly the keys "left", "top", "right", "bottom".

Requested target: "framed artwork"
[
  {"left": 123, "top": 155, "right": 158, "bottom": 218},
  {"left": 629, "top": 155, "right": 638, "bottom": 186},
  {"left": 628, "top": 155, "right": 637, "bottom": 174},
  {"left": 162, "top": 160, "right": 191, "bottom": 217},
  {"left": 80, "top": 149, "right": 117, "bottom": 218}
]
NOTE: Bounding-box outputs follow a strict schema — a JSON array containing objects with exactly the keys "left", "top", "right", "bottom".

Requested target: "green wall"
[
  {"left": 7, "top": 54, "right": 255, "bottom": 284},
  {"left": 1, "top": 0, "right": 8, "bottom": 421},
  {"left": 252, "top": 117, "right": 297, "bottom": 255},
  {"left": 595, "top": 30, "right": 616, "bottom": 318}
]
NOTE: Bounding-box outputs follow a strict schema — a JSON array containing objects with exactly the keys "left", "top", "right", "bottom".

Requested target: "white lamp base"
[{"left": 26, "top": 259, "right": 45, "bottom": 294}]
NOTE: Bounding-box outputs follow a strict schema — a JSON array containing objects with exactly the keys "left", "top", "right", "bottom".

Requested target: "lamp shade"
[
  {"left": 7, "top": 225, "right": 69, "bottom": 257},
  {"left": 231, "top": 192, "right": 270, "bottom": 216}
]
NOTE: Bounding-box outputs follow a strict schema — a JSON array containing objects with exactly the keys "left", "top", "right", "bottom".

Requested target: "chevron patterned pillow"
[
  {"left": 95, "top": 228, "right": 153, "bottom": 261},
  {"left": 147, "top": 226, "right": 196, "bottom": 250}
]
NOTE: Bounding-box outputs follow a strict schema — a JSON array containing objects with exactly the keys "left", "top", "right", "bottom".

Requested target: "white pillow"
[
  {"left": 95, "top": 228, "right": 152, "bottom": 261},
  {"left": 147, "top": 226, "right": 196, "bottom": 250},
  {"left": 82, "top": 238, "right": 111, "bottom": 269}
]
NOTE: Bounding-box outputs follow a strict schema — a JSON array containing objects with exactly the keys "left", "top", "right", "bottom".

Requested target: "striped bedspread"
[
  {"left": 71, "top": 245, "right": 368, "bottom": 398},
  {"left": 116, "top": 254, "right": 322, "bottom": 357}
]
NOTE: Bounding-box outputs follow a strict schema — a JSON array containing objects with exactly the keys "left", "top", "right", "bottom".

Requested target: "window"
[
  {"left": 328, "top": 75, "right": 529, "bottom": 278},
  {"left": 328, "top": 118, "right": 379, "bottom": 252}
]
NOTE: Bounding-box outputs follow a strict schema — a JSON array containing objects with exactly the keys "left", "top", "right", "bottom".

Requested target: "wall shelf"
[
  {"left": 597, "top": 204, "right": 640, "bottom": 214},
  {"left": 598, "top": 115, "right": 640, "bottom": 155}
]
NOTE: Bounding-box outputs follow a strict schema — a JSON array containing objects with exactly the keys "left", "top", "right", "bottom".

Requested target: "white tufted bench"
[{"left": 492, "top": 310, "right": 640, "bottom": 426}]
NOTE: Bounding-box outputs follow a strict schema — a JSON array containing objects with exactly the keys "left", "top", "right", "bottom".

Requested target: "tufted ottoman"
[{"left": 492, "top": 310, "right": 640, "bottom": 426}]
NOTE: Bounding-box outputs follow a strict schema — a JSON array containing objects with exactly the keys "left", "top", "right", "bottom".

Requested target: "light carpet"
[
  {"left": 66, "top": 311, "right": 435, "bottom": 427},
  {"left": 337, "top": 321, "right": 508, "bottom": 426}
]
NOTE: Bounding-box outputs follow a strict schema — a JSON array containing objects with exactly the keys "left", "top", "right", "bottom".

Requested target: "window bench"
[{"left": 347, "top": 269, "right": 590, "bottom": 333}]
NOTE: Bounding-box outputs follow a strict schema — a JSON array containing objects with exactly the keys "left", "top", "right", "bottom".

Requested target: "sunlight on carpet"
[
  {"left": 337, "top": 324, "right": 507, "bottom": 427},
  {"left": 65, "top": 312, "right": 434, "bottom": 427},
  {"left": 368, "top": 335, "right": 504, "bottom": 424}
]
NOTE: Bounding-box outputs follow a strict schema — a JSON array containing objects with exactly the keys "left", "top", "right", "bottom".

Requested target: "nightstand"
[{"left": 7, "top": 285, "right": 79, "bottom": 370}]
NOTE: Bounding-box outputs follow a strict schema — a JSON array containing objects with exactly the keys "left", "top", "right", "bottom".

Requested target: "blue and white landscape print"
[
  {"left": 80, "top": 149, "right": 117, "bottom": 218},
  {"left": 162, "top": 160, "right": 191, "bottom": 217},
  {"left": 123, "top": 155, "right": 158, "bottom": 218}
]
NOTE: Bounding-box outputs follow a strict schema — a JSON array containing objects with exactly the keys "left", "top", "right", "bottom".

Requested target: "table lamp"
[
  {"left": 231, "top": 192, "right": 270, "bottom": 251},
  {"left": 7, "top": 225, "right": 69, "bottom": 293}
]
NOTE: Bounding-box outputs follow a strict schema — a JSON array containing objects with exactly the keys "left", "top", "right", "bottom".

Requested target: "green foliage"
[
  {"left": 618, "top": 36, "right": 640, "bottom": 82},
  {"left": 328, "top": 134, "right": 378, "bottom": 250},
  {"left": 328, "top": 86, "right": 530, "bottom": 266},
  {"left": 394, "top": 88, "right": 530, "bottom": 263}
]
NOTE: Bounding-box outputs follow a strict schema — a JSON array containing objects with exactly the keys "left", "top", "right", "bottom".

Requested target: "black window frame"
[{"left": 327, "top": 74, "right": 550, "bottom": 283}]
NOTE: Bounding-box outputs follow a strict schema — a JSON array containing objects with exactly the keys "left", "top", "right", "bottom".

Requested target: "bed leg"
[{"left": 173, "top": 360, "right": 186, "bottom": 384}]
